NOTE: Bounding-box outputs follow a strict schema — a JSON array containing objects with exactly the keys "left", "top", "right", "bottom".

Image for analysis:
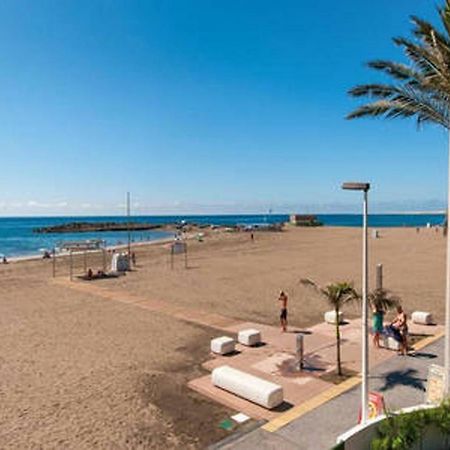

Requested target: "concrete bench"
[
  {"left": 324, "top": 310, "right": 344, "bottom": 325},
  {"left": 382, "top": 335, "right": 401, "bottom": 351},
  {"left": 238, "top": 329, "right": 261, "bottom": 346},
  {"left": 212, "top": 365, "right": 283, "bottom": 409},
  {"left": 412, "top": 311, "right": 433, "bottom": 325},
  {"left": 211, "top": 336, "right": 235, "bottom": 355}
]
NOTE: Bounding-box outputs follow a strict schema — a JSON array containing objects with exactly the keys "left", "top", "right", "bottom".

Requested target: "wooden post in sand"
[
  {"left": 69, "top": 250, "right": 73, "bottom": 281},
  {"left": 376, "top": 264, "right": 383, "bottom": 290},
  {"left": 83, "top": 250, "right": 87, "bottom": 274},
  {"left": 52, "top": 248, "right": 56, "bottom": 278}
]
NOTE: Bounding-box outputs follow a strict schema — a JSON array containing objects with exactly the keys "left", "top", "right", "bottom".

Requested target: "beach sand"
[{"left": 0, "top": 226, "right": 445, "bottom": 448}]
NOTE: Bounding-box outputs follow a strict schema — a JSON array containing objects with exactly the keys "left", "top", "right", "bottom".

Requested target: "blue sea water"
[{"left": 0, "top": 214, "right": 445, "bottom": 258}]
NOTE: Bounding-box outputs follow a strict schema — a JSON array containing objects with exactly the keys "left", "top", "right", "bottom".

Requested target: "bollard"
[
  {"left": 296, "top": 333, "right": 304, "bottom": 371},
  {"left": 376, "top": 264, "right": 383, "bottom": 290}
]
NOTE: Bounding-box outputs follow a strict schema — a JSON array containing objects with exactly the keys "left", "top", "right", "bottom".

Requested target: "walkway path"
[
  {"left": 214, "top": 337, "right": 444, "bottom": 450},
  {"left": 51, "top": 277, "right": 241, "bottom": 330}
]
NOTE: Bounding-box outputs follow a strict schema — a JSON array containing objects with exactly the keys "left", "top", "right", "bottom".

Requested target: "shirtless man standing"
[{"left": 278, "top": 291, "right": 288, "bottom": 332}]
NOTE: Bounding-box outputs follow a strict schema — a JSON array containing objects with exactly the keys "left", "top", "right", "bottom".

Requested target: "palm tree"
[
  {"left": 301, "top": 279, "right": 360, "bottom": 376},
  {"left": 347, "top": 1, "right": 450, "bottom": 388},
  {"left": 368, "top": 288, "right": 399, "bottom": 312},
  {"left": 347, "top": 3, "right": 450, "bottom": 126}
]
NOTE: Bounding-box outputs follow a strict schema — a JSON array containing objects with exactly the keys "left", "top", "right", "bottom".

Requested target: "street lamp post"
[{"left": 342, "top": 181, "right": 370, "bottom": 424}]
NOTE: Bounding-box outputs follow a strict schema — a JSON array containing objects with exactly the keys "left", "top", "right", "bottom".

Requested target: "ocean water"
[{"left": 0, "top": 214, "right": 445, "bottom": 258}]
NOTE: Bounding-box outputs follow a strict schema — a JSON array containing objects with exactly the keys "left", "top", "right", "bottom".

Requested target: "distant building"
[{"left": 289, "top": 214, "right": 322, "bottom": 227}]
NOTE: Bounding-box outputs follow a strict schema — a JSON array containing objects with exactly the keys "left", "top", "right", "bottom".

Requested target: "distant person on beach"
[
  {"left": 278, "top": 291, "right": 288, "bottom": 332},
  {"left": 389, "top": 305, "right": 408, "bottom": 355},
  {"left": 372, "top": 305, "right": 385, "bottom": 348},
  {"left": 250, "top": 232, "right": 254, "bottom": 242},
  {"left": 131, "top": 252, "right": 136, "bottom": 266},
  {"left": 2, "top": 256, "right": 8, "bottom": 264}
]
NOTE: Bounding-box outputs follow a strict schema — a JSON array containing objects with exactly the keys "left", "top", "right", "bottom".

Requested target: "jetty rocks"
[{"left": 33, "top": 222, "right": 163, "bottom": 234}]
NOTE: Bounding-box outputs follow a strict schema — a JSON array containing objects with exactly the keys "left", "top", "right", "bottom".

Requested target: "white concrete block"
[
  {"left": 324, "top": 310, "right": 344, "bottom": 325},
  {"left": 238, "top": 329, "right": 261, "bottom": 346},
  {"left": 383, "top": 336, "right": 401, "bottom": 351},
  {"left": 211, "top": 336, "right": 235, "bottom": 355},
  {"left": 412, "top": 311, "right": 433, "bottom": 325},
  {"left": 212, "top": 365, "right": 283, "bottom": 409}
]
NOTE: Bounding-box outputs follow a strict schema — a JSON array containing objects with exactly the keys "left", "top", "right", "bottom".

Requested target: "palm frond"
[
  {"left": 368, "top": 288, "right": 399, "bottom": 311},
  {"left": 438, "top": 1, "right": 450, "bottom": 39},
  {"left": 348, "top": 4, "right": 450, "bottom": 130},
  {"left": 299, "top": 278, "right": 327, "bottom": 296},
  {"left": 366, "top": 60, "right": 422, "bottom": 82},
  {"left": 301, "top": 279, "right": 359, "bottom": 308}
]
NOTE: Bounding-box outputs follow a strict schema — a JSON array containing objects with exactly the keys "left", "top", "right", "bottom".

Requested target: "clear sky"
[{"left": 0, "top": 0, "right": 447, "bottom": 216}]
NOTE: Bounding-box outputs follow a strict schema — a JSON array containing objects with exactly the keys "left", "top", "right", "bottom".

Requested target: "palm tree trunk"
[{"left": 336, "top": 306, "right": 342, "bottom": 376}]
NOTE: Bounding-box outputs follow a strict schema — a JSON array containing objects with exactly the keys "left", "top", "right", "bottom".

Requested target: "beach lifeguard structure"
[
  {"left": 289, "top": 214, "right": 322, "bottom": 227},
  {"left": 57, "top": 239, "right": 107, "bottom": 280},
  {"left": 170, "top": 239, "right": 188, "bottom": 269}
]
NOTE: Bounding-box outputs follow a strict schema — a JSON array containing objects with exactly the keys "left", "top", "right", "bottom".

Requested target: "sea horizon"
[{"left": 0, "top": 210, "right": 446, "bottom": 218}]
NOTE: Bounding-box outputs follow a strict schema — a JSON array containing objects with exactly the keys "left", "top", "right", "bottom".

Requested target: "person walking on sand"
[{"left": 278, "top": 291, "right": 288, "bottom": 332}]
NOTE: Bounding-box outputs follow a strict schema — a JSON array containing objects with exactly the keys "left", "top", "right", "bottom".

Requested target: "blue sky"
[{"left": 0, "top": 0, "right": 447, "bottom": 215}]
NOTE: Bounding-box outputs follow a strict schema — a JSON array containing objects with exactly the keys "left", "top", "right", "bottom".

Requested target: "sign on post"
[
  {"left": 425, "top": 364, "right": 446, "bottom": 405},
  {"left": 358, "top": 392, "right": 385, "bottom": 423}
]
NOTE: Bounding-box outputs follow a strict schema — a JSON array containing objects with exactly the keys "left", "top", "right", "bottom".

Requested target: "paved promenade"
[
  {"left": 214, "top": 337, "right": 444, "bottom": 450},
  {"left": 55, "top": 277, "right": 444, "bottom": 449}
]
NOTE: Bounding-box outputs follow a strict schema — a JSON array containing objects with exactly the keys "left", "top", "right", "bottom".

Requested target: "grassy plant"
[{"left": 300, "top": 279, "right": 359, "bottom": 376}]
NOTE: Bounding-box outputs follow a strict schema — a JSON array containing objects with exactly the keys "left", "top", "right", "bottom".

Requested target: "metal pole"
[
  {"left": 361, "top": 189, "right": 369, "bottom": 424},
  {"left": 102, "top": 248, "right": 106, "bottom": 272},
  {"left": 296, "top": 333, "right": 304, "bottom": 371},
  {"left": 70, "top": 250, "right": 73, "bottom": 281},
  {"left": 127, "top": 192, "right": 131, "bottom": 260},
  {"left": 376, "top": 264, "right": 383, "bottom": 291},
  {"left": 445, "top": 131, "right": 450, "bottom": 394}
]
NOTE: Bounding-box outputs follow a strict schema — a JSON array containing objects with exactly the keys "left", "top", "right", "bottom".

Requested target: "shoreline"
[
  {"left": 0, "top": 223, "right": 443, "bottom": 264},
  {"left": 5, "top": 233, "right": 177, "bottom": 264}
]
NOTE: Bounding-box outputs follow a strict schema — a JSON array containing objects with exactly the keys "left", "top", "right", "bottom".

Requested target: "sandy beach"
[{"left": 0, "top": 226, "right": 446, "bottom": 448}]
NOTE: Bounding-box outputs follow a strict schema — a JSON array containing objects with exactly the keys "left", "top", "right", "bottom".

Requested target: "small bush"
[{"left": 371, "top": 402, "right": 450, "bottom": 450}]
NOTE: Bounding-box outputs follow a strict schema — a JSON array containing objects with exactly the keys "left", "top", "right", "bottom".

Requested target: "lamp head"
[{"left": 341, "top": 182, "right": 370, "bottom": 192}]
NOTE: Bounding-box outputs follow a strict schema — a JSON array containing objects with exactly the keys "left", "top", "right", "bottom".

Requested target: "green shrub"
[{"left": 371, "top": 402, "right": 450, "bottom": 450}]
